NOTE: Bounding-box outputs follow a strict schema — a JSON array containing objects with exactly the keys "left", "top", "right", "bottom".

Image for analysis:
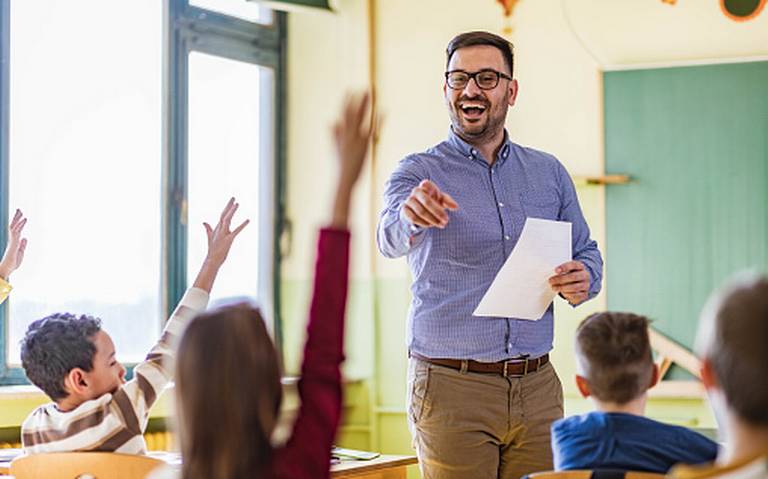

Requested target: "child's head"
[
  {"left": 696, "top": 273, "right": 768, "bottom": 428},
  {"left": 175, "top": 302, "right": 282, "bottom": 478},
  {"left": 574, "top": 312, "right": 657, "bottom": 405},
  {"left": 21, "top": 313, "right": 126, "bottom": 404}
]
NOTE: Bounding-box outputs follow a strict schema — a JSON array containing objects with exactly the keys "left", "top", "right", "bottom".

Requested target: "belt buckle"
[
  {"left": 503, "top": 357, "right": 531, "bottom": 378},
  {"left": 502, "top": 358, "right": 526, "bottom": 378}
]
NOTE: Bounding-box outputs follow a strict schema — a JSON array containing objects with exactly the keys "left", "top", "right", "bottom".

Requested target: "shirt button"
[
  {"left": 498, "top": 202, "right": 504, "bottom": 207},
  {"left": 505, "top": 235, "right": 511, "bottom": 240}
]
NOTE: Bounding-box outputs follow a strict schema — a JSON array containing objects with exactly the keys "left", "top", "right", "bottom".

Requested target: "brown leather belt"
[{"left": 410, "top": 352, "right": 549, "bottom": 377}]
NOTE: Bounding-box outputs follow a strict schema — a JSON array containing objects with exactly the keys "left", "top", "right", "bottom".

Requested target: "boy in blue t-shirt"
[{"left": 551, "top": 312, "right": 717, "bottom": 473}]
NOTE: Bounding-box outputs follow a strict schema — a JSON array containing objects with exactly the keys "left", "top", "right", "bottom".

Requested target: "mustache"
[{"left": 456, "top": 95, "right": 490, "bottom": 107}]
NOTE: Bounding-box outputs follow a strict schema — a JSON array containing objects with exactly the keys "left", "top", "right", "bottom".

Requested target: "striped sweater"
[{"left": 21, "top": 287, "right": 209, "bottom": 454}]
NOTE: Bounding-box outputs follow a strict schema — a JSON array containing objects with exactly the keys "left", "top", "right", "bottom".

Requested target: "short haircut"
[
  {"left": 20, "top": 313, "right": 102, "bottom": 401},
  {"left": 696, "top": 273, "right": 768, "bottom": 426},
  {"left": 575, "top": 312, "right": 654, "bottom": 404},
  {"left": 446, "top": 31, "right": 515, "bottom": 77}
]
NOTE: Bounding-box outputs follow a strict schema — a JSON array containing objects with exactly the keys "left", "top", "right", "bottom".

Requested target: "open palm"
[{"left": 0, "top": 209, "right": 28, "bottom": 279}]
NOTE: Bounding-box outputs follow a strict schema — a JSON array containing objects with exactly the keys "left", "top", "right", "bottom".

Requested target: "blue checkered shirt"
[{"left": 377, "top": 129, "right": 603, "bottom": 361}]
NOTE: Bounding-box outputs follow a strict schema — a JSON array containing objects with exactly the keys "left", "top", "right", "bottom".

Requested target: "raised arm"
[
  {"left": 275, "top": 93, "right": 372, "bottom": 478},
  {"left": 117, "top": 199, "right": 249, "bottom": 429},
  {"left": 0, "top": 209, "right": 28, "bottom": 304}
]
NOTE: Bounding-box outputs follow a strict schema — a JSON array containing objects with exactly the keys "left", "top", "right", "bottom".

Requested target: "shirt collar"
[{"left": 447, "top": 127, "right": 512, "bottom": 166}]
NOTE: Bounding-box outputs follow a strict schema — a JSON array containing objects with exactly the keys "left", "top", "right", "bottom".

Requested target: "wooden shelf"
[{"left": 573, "top": 174, "right": 631, "bottom": 186}]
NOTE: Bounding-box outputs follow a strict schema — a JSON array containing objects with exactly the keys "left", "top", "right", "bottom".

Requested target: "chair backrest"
[
  {"left": 10, "top": 452, "right": 165, "bottom": 479},
  {"left": 527, "top": 471, "right": 666, "bottom": 479}
]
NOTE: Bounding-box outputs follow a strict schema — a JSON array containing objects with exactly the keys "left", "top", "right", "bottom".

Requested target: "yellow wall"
[{"left": 282, "top": 0, "right": 768, "bottom": 464}]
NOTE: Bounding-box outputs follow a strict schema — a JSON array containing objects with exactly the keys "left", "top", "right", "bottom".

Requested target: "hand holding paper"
[
  {"left": 473, "top": 218, "right": 571, "bottom": 320},
  {"left": 549, "top": 260, "right": 591, "bottom": 306}
]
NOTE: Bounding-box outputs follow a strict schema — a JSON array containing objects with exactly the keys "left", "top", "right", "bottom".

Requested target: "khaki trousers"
[{"left": 407, "top": 356, "right": 564, "bottom": 479}]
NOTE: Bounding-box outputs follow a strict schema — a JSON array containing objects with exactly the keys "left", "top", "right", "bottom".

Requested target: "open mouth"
[{"left": 459, "top": 102, "right": 487, "bottom": 120}]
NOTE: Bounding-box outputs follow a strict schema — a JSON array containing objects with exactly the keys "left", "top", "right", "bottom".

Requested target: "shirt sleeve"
[
  {"left": 0, "top": 277, "right": 11, "bottom": 306},
  {"left": 376, "top": 156, "right": 428, "bottom": 258},
  {"left": 273, "top": 228, "right": 350, "bottom": 479},
  {"left": 556, "top": 163, "right": 604, "bottom": 300},
  {"left": 113, "top": 287, "right": 209, "bottom": 434}
]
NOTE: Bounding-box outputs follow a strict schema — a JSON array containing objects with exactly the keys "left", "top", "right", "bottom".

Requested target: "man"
[
  {"left": 669, "top": 274, "right": 768, "bottom": 478},
  {"left": 377, "top": 31, "right": 603, "bottom": 479}
]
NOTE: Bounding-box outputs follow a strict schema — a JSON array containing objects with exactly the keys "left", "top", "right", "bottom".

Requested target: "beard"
[{"left": 448, "top": 91, "right": 509, "bottom": 144}]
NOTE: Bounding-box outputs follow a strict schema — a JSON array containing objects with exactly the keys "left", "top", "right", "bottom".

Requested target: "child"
[
  {"left": 551, "top": 312, "right": 717, "bottom": 473},
  {"left": 149, "top": 92, "right": 373, "bottom": 479},
  {"left": 670, "top": 274, "right": 768, "bottom": 478},
  {"left": 0, "top": 209, "right": 29, "bottom": 305},
  {"left": 20, "top": 199, "right": 248, "bottom": 454}
]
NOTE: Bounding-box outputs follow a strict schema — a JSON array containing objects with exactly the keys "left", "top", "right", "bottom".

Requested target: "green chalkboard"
[{"left": 604, "top": 61, "right": 768, "bottom": 370}]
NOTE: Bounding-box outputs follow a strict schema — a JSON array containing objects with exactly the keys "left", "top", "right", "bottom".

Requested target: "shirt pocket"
[{"left": 519, "top": 189, "right": 561, "bottom": 221}]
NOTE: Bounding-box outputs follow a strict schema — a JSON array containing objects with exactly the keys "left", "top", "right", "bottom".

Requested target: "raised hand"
[
  {"left": 549, "top": 260, "right": 590, "bottom": 306},
  {"left": 403, "top": 179, "right": 459, "bottom": 229},
  {"left": 192, "top": 198, "right": 249, "bottom": 293},
  {"left": 203, "top": 198, "right": 250, "bottom": 268},
  {"left": 330, "top": 92, "right": 375, "bottom": 228},
  {"left": 0, "top": 209, "right": 29, "bottom": 280}
]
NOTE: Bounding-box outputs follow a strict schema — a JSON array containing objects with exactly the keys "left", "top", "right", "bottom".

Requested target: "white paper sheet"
[{"left": 473, "top": 218, "right": 572, "bottom": 320}]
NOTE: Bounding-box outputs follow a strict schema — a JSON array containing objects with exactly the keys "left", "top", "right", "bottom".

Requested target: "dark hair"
[
  {"left": 446, "top": 31, "right": 515, "bottom": 77},
  {"left": 20, "top": 313, "right": 102, "bottom": 401},
  {"left": 176, "top": 303, "right": 282, "bottom": 479},
  {"left": 697, "top": 274, "right": 768, "bottom": 426},
  {"left": 575, "top": 312, "right": 654, "bottom": 404}
]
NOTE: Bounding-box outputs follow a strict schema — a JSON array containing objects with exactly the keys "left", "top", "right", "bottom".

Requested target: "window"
[
  {"left": 190, "top": 0, "right": 274, "bottom": 24},
  {"left": 187, "top": 52, "right": 272, "bottom": 306},
  {"left": 0, "top": 0, "right": 285, "bottom": 384}
]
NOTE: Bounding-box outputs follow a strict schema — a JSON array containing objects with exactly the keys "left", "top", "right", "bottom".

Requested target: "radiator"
[{"left": 0, "top": 431, "right": 175, "bottom": 451}]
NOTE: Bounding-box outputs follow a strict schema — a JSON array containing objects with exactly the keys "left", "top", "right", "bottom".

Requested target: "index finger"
[
  {"left": 555, "top": 260, "right": 584, "bottom": 275},
  {"left": 439, "top": 192, "right": 459, "bottom": 211}
]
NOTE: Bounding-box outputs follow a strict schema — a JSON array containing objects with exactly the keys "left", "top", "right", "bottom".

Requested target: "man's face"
[
  {"left": 444, "top": 45, "right": 518, "bottom": 143},
  {"left": 83, "top": 330, "right": 126, "bottom": 399}
]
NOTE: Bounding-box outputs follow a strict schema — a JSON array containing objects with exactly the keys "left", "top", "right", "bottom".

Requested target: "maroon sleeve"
[{"left": 272, "top": 228, "right": 350, "bottom": 479}]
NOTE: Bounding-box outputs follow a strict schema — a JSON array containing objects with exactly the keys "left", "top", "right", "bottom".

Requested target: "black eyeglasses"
[{"left": 445, "top": 69, "right": 512, "bottom": 90}]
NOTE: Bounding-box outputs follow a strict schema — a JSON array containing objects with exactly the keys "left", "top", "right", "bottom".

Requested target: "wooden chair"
[
  {"left": 526, "top": 470, "right": 665, "bottom": 479},
  {"left": 10, "top": 452, "right": 165, "bottom": 479}
]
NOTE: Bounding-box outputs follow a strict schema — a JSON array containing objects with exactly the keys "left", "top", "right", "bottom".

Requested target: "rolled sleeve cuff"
[{"left": 399, "top": 206, "right": 424, "bottom": 237}]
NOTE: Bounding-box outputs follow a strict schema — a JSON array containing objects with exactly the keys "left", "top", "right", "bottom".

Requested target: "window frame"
[{"left": 0, "top": 0, "right": 286, "bottom": 385}]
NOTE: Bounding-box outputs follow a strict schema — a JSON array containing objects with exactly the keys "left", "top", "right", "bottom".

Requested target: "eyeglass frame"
[{"left": 444, "top": 68, "right": 513, "bottom": 90}]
